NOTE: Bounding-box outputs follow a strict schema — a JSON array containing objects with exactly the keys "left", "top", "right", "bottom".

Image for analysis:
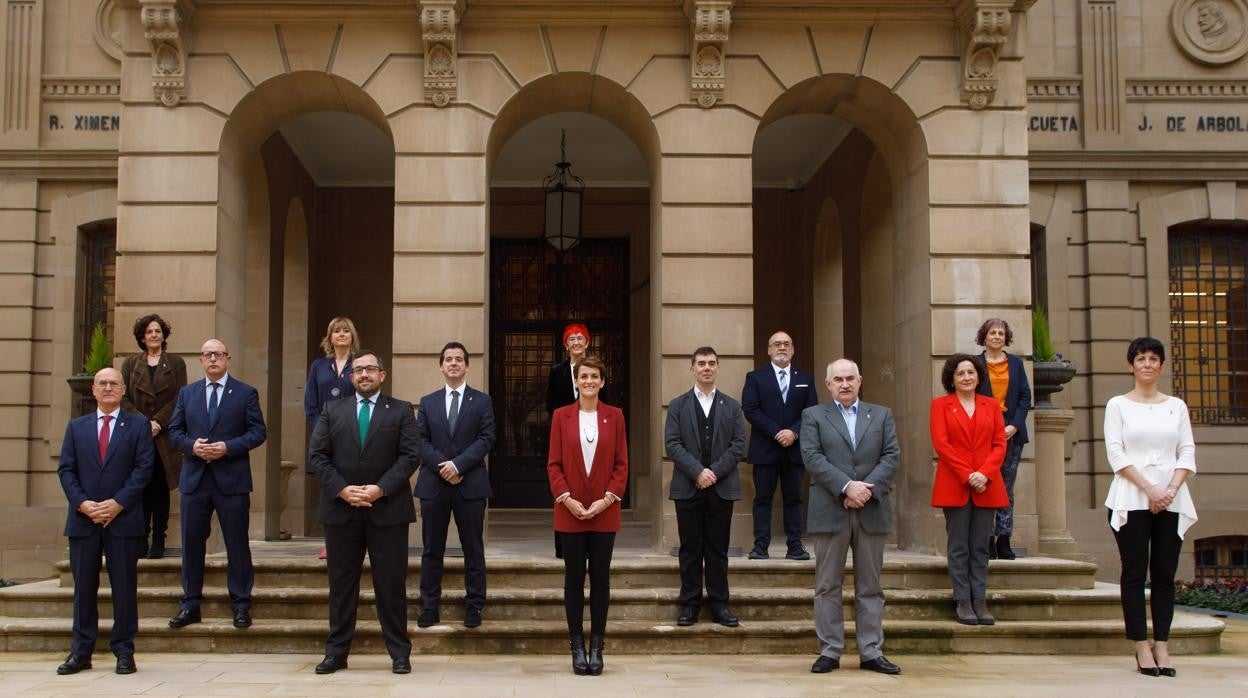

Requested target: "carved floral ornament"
[
  {"left": 686, "top": 0, "right": 732, "bottom": 108},
  {"left": 1171, "top": 0, "right": 1248, "bottom": 66},
  {"left": 139, "top": 0, "right": 191, "bottom": 108},
  {"left": 420, "top": 0, "right": 465, "bottom": 108},
  {"left": 957, "top": 0, "right": 1013, "bottom": 111}
]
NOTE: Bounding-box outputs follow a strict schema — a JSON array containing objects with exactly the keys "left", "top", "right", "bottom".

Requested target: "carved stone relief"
[
  {"left": 685, "top": 0, "right": 732, "bottom": 108},
  {"left": 94, "top": 0, "right": 124, "bottom": 62},
  {"left": 956, "top": 0, "right": 1014, "bottom": 110},
  {"left": 140, "top": 1, "right": 191, "bottom": 108},
  {"left": 420, "top": 0, "right": 464, "bottom": 107},
  {"left": 1171, "top": 0, "right": 1248, "bottom": 65}
]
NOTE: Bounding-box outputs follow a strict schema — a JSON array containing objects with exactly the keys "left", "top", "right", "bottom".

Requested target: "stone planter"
[
  {"left": 1032, "top": 359, "right": 1077, "bottom": 408},
  {"left": 66, "top": 374, "right": 96, "bottom": 417}
]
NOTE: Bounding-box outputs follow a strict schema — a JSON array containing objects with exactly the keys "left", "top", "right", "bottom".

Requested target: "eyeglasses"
[
  {"left": 769, "top": 340, "right": 793, "bottom": 348},
  {"left": 200, "top": 351, "right": 228, "bottom": 360},
  {"left": 94, "top": 380, "right": 122, "bottom": 389},
  {"left": 351, "top": 365, "right": 382, "bottom": 375},
  {"left": 566, "top": 335, "right": 587, "bottom": 343}
]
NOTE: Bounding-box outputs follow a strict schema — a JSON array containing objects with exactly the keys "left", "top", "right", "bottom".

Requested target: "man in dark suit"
[
  {"left": 307, "top": 349, "right": 419, "bottom": 675},
  {"left": 800, "top": 358, "right": 902, "bottom": 675},
  {"left": 415, "top": 341, "right": 496, "bottom": 629},
  {"left": 55, "top": 367, "right": 154, "bottom": 676},
  {"left": 742, "top": 331, "right": 819, "bottom": 560},
  {"left": 664, "top": 346, "right": 747, "bottom": 628},
  {"left": 167, "top": 338, "right": 267, "bottom": 630}
]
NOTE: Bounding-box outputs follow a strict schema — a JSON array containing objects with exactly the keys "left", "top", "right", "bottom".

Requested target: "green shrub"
[
  {"left": 1031, "top": 307, "right": 1057, "bottom": 361},
  {"left": 82, "top": 322, "right": 112, "bottom": 374},
  {"left": 1175, "top": 579, "right": 1248, "bottom": 614}
]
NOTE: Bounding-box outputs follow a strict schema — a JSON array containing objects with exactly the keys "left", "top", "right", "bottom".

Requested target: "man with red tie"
[{"left": 56, "top": 367, "right": 154, "bottom": 675}]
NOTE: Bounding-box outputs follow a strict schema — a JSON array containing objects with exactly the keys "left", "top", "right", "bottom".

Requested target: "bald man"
[
  {"left": 56, "top": 368, "right": 154, "bottom": 675},
  {"left": 167, "top": 339, "right": 267, "bottom": 630}
]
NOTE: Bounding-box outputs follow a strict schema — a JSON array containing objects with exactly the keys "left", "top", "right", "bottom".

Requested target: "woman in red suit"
[
  {"left": 547, "top": 355, "right": 628, "bottom": 676},
  {"left": 930, "top": 353, "right": 1008, "bottom": 626}
]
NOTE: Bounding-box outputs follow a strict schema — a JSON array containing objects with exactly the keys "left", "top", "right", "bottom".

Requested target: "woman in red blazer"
[
  {"left": 547, "top": 355, "right": 628, "bottom": 676},
  {"left": 930, "top": 353, "right": 1008, "bottom": 626}
]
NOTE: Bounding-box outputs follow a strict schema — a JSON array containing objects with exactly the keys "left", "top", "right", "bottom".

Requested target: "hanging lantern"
[{"left": 542, "top": 129, "right": 584, "bottom": 251}]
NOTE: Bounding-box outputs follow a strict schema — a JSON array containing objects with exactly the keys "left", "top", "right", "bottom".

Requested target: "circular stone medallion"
[{"left": 1171, "top": 0, "right": 1248, "bottom": 65}]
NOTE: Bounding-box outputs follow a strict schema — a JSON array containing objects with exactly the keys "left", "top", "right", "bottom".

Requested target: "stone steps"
[
  {"left": 0, "top": 579, "right": 1126, "bottom": 622},
  {"left": 0, "top": 615, "right": 1224, "bottom": 655}
]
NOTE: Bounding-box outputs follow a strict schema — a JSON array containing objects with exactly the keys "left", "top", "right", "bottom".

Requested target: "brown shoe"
[
  {"left": 955, "top": 599, "right": 978, "bottom": 625},
  {"left": 971, "top": 598, "right": 995, "bottom": 625}
]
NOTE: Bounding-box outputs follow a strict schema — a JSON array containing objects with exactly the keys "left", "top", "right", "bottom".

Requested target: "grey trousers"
[
  {"left": 812, "top": 509, "right": 886, "bottom": 662},
  {"left": 944, "top": 501, "right": 996, "bottom": 600}
]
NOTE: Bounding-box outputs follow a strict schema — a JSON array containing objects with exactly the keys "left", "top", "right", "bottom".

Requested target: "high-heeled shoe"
[
  {"left": 1158, "top": 667, "right": 1176, "bottom": 677},
  {"left": 1136, "top": 657, "right": 1160, "bottom": 677}
]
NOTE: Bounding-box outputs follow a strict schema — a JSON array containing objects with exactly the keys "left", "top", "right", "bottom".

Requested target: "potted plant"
[
  {"left": 1030, "top": 307, "right": 1076, "bottom": 408},
  {"left": 66, "top": 322, "right": 113, "bottom": 413}
]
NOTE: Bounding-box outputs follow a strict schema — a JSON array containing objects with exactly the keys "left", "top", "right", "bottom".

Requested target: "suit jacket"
[
  {"left": 929, "top": 393, "right": 1009, "bottom": 508},
  {"left": 414, "top": 385, "right": 496, "bottom": 500},
  {"left": 664, "top": 388, "right": 747, "bottom": 501},
  {"left": 545, "top": 360, "right": 610, "bottom": 415},
  {"left": 742, "top": 364, "right": 819, "bottom": 465},
  {"left": 57, "top": 410, "right": 155, "bottom": 538},
  {"left": 120, "top": 351, "right": 187, "bottom": 488},
  {"left": 309, "top": 393, "right": 420, "bottom": 526},
  {"left": 977, "top": 351, "right": 1032, "bottom": 444},
  {"left": 168, "top": 376, "right": 267, "bottom": 495},
  {"left": 547, "top": 402, "right": 628, "bottom": 533},
  {"left": 800, "top": 400, "right": 900, "bottom": 535}
]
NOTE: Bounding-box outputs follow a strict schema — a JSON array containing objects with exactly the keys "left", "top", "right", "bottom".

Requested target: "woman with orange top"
[{"left": 975, "top": 318, "right": 1032, "bottom": 560}]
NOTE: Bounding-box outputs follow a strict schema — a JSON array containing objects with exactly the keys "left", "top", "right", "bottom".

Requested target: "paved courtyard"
[{"left": 1, "top": 617, "right": 1245, "bottom": 697}]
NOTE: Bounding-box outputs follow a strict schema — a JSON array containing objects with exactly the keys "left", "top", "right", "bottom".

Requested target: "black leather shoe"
[
  {"left": 147, "top": 536, "right": 165, "bottom": 559},
  {"left": 115, "top": 655, "right": 137, "bottom": 675},
  {"left": 417, "top": 608, "right": 440, "bottom": 628},
  {"left": 860, "top": 656, "right": 902, "bottom": 675},
  {"left": 314, "top": 655, "right": 348, "bottom": 674},
  {"left": 392, "top": 657, "right": 411, "bottom": 674},
  {"left": 811, "top": 655, "right": 839, "bottom": 673},
  {"left": 168, "top": 608, "right": 201, "bottom": 628},
  {"left": 676, "top": 605, "right": 699, "bottom": 626},
  {"left": 747, "top": 547, "right": 769, "bottom": 560},
  {"left": 710, "top": 605, "right": 739, "bottom": 628},
  {"left": 56, "top": 654, "right": 92, "bottom": 675},
  {"left": 233, "top": 609, "right": 252, "bottom": 628},
  {"left": 786, "top": 547, "right": 811, "bottom": 561},
  {"left": 464, "top": 607, "right": 482, "bottom": 628}
]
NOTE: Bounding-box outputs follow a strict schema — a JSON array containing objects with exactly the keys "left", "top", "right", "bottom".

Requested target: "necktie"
[
  {"left": 98, "top": 415, "right": 112, "bottom": 463},
  {"left": 208, "top": 382, "right": 220, "bottom": 423},
  {"left": 778, "top": 369, "right": 789, "bottom": 402},
  {"left": 448, "top": 390, "right": 460, "bottom": 433},
  {"left": 358, "top": 398, "right": 372, "bottom": 444}
]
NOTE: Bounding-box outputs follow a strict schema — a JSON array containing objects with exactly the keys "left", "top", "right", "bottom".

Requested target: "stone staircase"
[{"left": 0, "top": 547, "right": 1225, "bottom": 655}]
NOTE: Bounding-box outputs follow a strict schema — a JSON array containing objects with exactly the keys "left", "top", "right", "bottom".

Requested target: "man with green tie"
[{"left": 307, "top": 350, "right": 420, "bottom": 675}]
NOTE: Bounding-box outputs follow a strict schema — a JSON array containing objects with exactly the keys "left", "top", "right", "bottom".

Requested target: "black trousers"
[
  {"left": 68, "top": 528, "right": 144, "bottom": 657},
  {"left": 675, "top": 489, "right": 733, "bottom": 607},
  {"left": 324, "top": 516, "right": 411, "bottom": 659},
  {"left": 560, "top": 531, "right": 616, "bottom": 636},
  {"left": 180, "top": 469, "right": 252, "bottom": 611},
  {"left": 142, "top": 453, "right": 170, "bottom": 541},
  {"left": 752, "top": 461, "right": 804, "bottom": 549},
  {"left": 1110, "top": 509, "right": 1183, "bottom": 642},
  {"left": 419, "top": 488, "right": 487, "bottom": 611}
]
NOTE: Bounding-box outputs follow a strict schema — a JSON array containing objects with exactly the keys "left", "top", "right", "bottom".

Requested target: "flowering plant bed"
[{"left": 1175, "top": 579, "right": 1248, "bottom": 614}]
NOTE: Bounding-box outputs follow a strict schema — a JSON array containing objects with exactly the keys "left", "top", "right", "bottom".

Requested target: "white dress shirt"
[
  {"left": 205, "top": 374, "right": 230, "bottom": 411},
  {"left": 694, "top": 385, "right": 716, "bottom": 417},
  {"left": 96, "top": 407, "right": 121, "bottom": 438}
]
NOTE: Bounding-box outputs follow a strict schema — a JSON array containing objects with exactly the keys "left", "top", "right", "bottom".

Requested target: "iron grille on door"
[{"left": 489, "top": 238, "right": 629, "bottom": 508}]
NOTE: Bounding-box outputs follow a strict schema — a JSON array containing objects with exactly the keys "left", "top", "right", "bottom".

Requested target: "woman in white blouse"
[{"left": 1104, "top": 336, "right": 1196, "bottom": 678}]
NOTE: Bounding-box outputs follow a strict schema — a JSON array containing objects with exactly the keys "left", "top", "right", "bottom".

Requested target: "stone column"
[{"left": 1033, "top": 406, "right": 1081, "bottom": 557}]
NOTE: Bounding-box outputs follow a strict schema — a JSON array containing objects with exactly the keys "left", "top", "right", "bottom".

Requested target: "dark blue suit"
[
  {"left": 168, "top": 375, "right": 267, "bottom": 613},
  {"left": 57, "top": 409, "right": 154, "bottom": 657},
  {"left": 741, "top": 364, "right": 819, "bottom": 551},
  {"left": 415, "top": 385, "right": 496, "bottom": 612}
]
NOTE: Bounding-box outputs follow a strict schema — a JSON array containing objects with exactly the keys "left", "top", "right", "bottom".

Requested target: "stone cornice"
[
  {"left": 1126, "top": 79, "right": 1248, "bottom": 101},
  {"left": 42, "top": 78, "right": 123, "bottom": 100},
  {"left": 0, "top": 150, "right": 120, "bottom": 180},
  {"left": 1028, "top": 150, "right": 1248, "bottom": 180}
]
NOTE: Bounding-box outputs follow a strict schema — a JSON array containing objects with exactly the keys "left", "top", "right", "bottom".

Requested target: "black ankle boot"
[
  {"left": 147, "top": 534, "right": 166, "bottom": 559},
  {"left": 997, "top": 535, "right": 1016, "bottom": 560},
  {"left": 988, "top": 535, "right": 998, "bottom": 560},
  {"left": 569, "top": 633, "right": 588, "bottom": 675},
  {"left": 587, "top": 634, "right": 604, "bottom": 675}
]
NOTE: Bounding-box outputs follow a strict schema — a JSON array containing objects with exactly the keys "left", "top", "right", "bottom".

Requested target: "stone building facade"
[{"left": 0, "top": 0, "right": 1244, "bottom": 584}]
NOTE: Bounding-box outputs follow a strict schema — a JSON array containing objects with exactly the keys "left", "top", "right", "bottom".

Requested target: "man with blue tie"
[
  {"left": 56, "top": 367, "right": 154, "bottom": 675},
  {"left": 741, "top": 331, "right": 819, "bottom": 559},
  {"left": 167, "top": 338, "right": 267, "bottom": 630},
  {"left": 415, "top": 342, "right": 496, "bottom": 629},
  {"left": 308, "top": 350, "right": 419, "bottom": 675}
]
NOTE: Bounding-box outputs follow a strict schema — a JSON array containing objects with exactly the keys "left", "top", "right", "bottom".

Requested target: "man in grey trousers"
[{"left": 799, "top": 358, "right": 902, "bottom": 675}]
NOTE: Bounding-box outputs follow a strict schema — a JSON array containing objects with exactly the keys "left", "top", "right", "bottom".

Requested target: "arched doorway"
[{"left": 217, "top": 72, "right": 395, "bottom": 540}]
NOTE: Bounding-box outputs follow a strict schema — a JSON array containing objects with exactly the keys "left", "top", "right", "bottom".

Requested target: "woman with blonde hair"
[{"left": 304, "top": 316, "right": 361, "bottom": 559}]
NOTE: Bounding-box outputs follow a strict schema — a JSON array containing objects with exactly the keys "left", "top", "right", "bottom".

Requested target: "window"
[
  {"left": 77, "top": 221, "right": 117, "bottom": 369},
  {"left": 1194, "top": 536, "right": 1248, "bottom": 582},
  {"left": 1168, "top": 223, "right": 1248, "bottom": 425}
]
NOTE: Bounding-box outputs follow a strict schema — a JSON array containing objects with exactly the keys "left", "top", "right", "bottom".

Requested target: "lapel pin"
[{"left": 119, "top": 421, "right": 125, "bottom": 427}]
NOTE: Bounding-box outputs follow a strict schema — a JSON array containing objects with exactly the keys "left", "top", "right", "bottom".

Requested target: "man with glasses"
[
  {"left": 55, "top": 368, "right": 153, "bottom": 675},
  {"left": 167, "top": 339, "right": 267, "bottom": 631},
  {"left": 415, "top": 342, "right": 496, "bottom": 629},
  {"left": 742, "top": 331, "right": 819, "bottom": 559},
  {"left": 307, "top": 350, "right": 419, "bottom": 674}
]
